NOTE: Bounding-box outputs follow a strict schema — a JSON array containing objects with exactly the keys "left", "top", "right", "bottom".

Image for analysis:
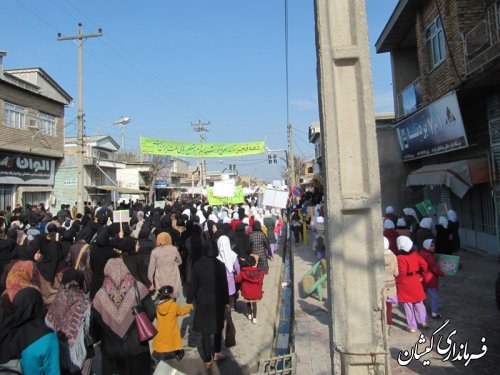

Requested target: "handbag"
[
  {"left": 224, "top": 306, "right": 236, "bottom": 348},
  {"left": 132, "top": 281, "right": 157, "bottom": 342}
]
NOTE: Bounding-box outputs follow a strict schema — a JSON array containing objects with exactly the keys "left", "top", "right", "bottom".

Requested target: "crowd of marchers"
[
  {"left": 0, "top": 198, "right": 286, "bottom": 374},
  {"left": 382, "top": 206, "right": 460, "bottom": 334}
]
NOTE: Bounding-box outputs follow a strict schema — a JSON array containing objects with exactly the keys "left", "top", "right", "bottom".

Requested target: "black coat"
[
  {"left": 187, "top": 255, "right": 229, "bottom": 334},
  {"left": 435, "top": 225, "right": 451, "bottom": 255},
  {"left": 448, "top": 221, "right": 460, "bottom": 252}
]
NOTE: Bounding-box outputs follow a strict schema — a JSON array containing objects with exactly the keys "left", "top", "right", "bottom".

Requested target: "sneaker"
[
  {"left": 421, "top": 323, "right": 429, "bottom": 328},
  {"left": 408, "top": 329, "right": 416, "bottom": 333},
  {"left": 213, "top": 353, "right": 226, "bottom": 361},
  {"left": 431, "top": 313, "right": 442, "bottom": 319},
  {"left": 247, "top": 314, "right": 252, "bottom": 320},
  {"left": 252, "top": 318, "right": 258, "bottom": 324}
]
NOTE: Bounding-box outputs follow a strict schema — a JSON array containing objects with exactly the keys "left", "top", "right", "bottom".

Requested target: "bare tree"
[{"left": 144, "top": 155, "right": 162, "bottom": 204}]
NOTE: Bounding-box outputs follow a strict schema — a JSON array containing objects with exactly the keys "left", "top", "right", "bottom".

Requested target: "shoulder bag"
[{"left": 132, "top": 281, "right": 157, "bottom": 342}]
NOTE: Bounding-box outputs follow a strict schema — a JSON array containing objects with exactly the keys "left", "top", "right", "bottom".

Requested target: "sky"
[{"left": 1, "top": 0, "right": 398, "bottom": 181}]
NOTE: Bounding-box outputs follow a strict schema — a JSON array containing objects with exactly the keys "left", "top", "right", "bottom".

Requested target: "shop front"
[{"left": 0, "top": 152, "right": 56, "bottom": 209}]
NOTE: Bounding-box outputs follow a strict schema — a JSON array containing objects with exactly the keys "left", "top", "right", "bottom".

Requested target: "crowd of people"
[
  {"left": 382, "top": 206, "right": 460, "bottom": 333},
  {"left": 0, "top": 198, "right": 285, "bottom": 374}
]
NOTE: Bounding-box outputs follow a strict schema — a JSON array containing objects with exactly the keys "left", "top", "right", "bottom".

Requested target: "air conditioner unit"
[{"left": 27, "top": 118, "right": 40, "bottom": 129}]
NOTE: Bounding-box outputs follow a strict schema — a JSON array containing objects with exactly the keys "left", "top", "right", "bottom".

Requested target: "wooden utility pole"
[{"left": 57, "top": 23, "right": 102, "bottom": 214}]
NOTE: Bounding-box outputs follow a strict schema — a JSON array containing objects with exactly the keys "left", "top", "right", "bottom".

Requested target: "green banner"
[
  {"left": 207, "top": 185, "right": 245, "bottom": 205},
  {"left": 140, "top": 137, "right": 265, "bottom": 157}
]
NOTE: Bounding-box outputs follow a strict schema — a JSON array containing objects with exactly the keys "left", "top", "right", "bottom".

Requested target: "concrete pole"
[
  {"left": 314, "top": 1, "right": 389, "bottom": 374},
  {"left": 57, "top": 24, "right": 102, "bottom": 214}
]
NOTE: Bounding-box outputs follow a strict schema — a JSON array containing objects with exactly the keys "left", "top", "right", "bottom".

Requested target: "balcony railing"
[
  {"left": 396, "top": 77, "right": 422, "bottom": 119},
  {"left": 463, "top": 1, "right": 500, "bottom": 75}
]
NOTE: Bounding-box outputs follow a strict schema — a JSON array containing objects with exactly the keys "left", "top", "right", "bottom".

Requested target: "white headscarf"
[
  {"left": 208, "top": 213, "right": 218, "bottom": 223},
  {"left": 196, "top": 210, "right": 206, "bottom": 225},
  {"left": 242, "top": 217, "right": 250, "bottom": 225},
  {"left": 223, "top": 216, "right": 232, "bottom": 224},
  {"left": 420, "top": 217, "right": 433, "bottom": 229},
  {"left": 403, "top": 208, "right": 418, "bottom": 220},
  {"left": 397, "top": 218, "right": 407, "bottom": 228},
  {"left": 385, "top": 206, "right": 394, "bottom": 214},
  {"left": 438, "top": 216, "right": 448, "bottom": 229},
  {"left": 264, "top": 210, "right": 271, "bottom": 217},
  {"left": 383, "top": 219, "right": 395, "bottom": 230},
  {"left": 383, "top": 236, "right": 389, "bottom": 250},
  {"left": 423, "top": 239, "right": 433, "bottom": 251},
  {"left": 217, "top": 235, "right": 238, "bottom": 273},
  {"left": 182, "top": 208, "right": 191, "bottom": 219},
  {"left": 447, "top": 210, "right": 457, "bottom": 223},
  {"left": 232, "top": 212, "right": 239, "bottom": 220},
  {"left": 397, "top": 236, "right": 413, "bottom": 252}
]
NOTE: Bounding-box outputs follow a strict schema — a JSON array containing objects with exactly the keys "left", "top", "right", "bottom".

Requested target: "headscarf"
[
  {"left": 383, "top": 236, "right": 389, "bottom": 250},
  {"left": 447, "top": 210, "right": 457, "bottom": 223},
  {"left": 217, "top": 235, "right": 238, "bottom": 273},
  {"left": 438, "top": 216, "right": 448, "bottom": 229},
  {"left": 7, "top": 287, "right": 52, "bottom": 358},
  {"left": 396, "top": 236, "right": 413, "bottom": 253},
  {"left": 385, "top": 206, "right": 394, "bottom": 214},
  {"left": 156, "top": 232, "right": 172, "bottom": 246},
  {"left": 419, "top": 217, "right": 433, "bottom": 230},
  {"left": 45, "top": 269, "right": 90, "bottom": 367},
  {"left": 92, "top": 258, "right": 148, "bottom": 338},
  {"left": 37, "top": 240, "right": 66, "bottom": 284},
  {"left": 403, "top": 208, "right": 418, "bottom": 221},
  {"left": 232, "top": 212, "right": 239, "bottom": 220},
  {"left": 383, "top": 219, "right": 395, "bottom": 230},
  {"left": 2, "top": 260, "right": 39, "bottom": 302},
  {"left": 120, "top": 236, "right": 138, "bottom": 254},
  {"left": 253, "top": 221, "right": 262, "bottom": 232},
  {"left": 423, "top": 239, "right": 434, "bottom": 251},
  {"left": 396, "top": 218, "right": 407, "bottom": 228}
]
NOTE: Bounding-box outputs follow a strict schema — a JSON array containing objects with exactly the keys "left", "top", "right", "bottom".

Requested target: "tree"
[{"left": 144, "top": 155, "right": 162, "bottom": 204}]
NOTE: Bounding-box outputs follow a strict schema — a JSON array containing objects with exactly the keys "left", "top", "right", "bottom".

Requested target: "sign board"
[
  {"left": 207, "top": 185, "right": 245, "bottom": 205},
  {"left": 0, "top": 153, "right": 55, "bottom": 185},
  {"left": 213, "top": 180, "right": 236, "bottom": 198},
  {"left": 262, "top": 188, "right": 289, "bottom": 209},
  {"left": 395, "top": 92, "right": 468, "bottom": 161},
  {"left": 113, "top": 210, "right": 130, "bottom": 223},
  {"left": 291, "top": 184, "right": 304, "bottom": 198},
  {"left": 434, "top": 254, "right": 460, "bottom": 276},
  {"left": 415, "top": 199, "right": 435, "bottom": 217},
  {"left": 154, "top": 200, "right": 165, "bottom": 208},
  {"left": 140, "top": 137, "right": 265, "bottom": 157}
]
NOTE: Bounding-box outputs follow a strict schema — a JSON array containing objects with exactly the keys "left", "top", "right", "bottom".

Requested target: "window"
[
  {"left": 39, "top": 113, "right": 56, "bottom": 136},
  {"left": 3, "top": 102, "right": 25, "bottom": 129},
  {"left": 426, "top": 16, "right": 446, "bottom": 70}
]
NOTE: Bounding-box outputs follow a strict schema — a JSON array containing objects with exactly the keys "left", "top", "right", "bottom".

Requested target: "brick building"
[
  {"left": 376, "top": 0, "right": 500, "bottom": 254},
  {"left": 0, "top": 51, "right": 72, "bottom": 210}
]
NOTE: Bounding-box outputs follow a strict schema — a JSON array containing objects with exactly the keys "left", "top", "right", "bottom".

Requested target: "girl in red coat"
[
  {"left": 235, "top": 256, "right": 264, "bottom": 324},
  {"left": 396, "top": 236, "right": 429, "bottom": 332},
  {"left": 419, "top": 239, "right": 446, "bottom": 319}
]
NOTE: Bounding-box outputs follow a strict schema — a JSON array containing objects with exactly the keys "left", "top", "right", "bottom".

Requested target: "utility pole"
[
  {"left": 58, "top": 23, "right": 102, "bottom": 214},
  {"left": 288, "top": 123, "right": 296, "bottom": 188},
  {"left": 191, "top": 120, "right": 210, "bottom": 189}
]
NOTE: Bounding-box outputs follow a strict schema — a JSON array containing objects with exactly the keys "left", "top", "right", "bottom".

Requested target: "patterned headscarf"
[
  {"left": 92, "top": 258, "right": 148, "bottom": 338},
  {"left": 2, "top": 260, "right": 39, "bottom": 302}
]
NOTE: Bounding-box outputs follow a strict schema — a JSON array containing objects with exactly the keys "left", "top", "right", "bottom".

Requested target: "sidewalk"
[
  {"left": 155, "top": 246, "right": 284, "bottom": 375},
  {"left": 292, "top": 230, "right": 500, "bottom": 375}
]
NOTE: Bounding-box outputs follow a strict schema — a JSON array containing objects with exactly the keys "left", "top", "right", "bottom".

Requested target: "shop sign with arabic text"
[
  {"left": 0, "top": 153, "right": 55, "bottom": 185},
  {"left": 396, "top": 92, "right": 468, "bottom": 161}
]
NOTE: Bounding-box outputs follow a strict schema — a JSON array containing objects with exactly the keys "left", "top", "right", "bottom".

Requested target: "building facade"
[
  {"left": 376, "top": 0, "right": 500, "bottom": 254},
  {"left": 0, "top": 52, "right": 72, "bottom": 210}
]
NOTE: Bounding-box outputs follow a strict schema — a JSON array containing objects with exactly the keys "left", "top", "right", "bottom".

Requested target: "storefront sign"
[
  {"left": 395, "top": 92, "right": 468, "bottom": 161},
  {"left": 0, "top": 153, "right": 55, "bottom": 185}
]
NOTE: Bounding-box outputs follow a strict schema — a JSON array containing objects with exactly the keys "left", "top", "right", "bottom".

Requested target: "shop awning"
[
  {"left": 406, "top": 158, "right": 490, "bottom": 198},
  {"left": 88, "top": 185, "right": 148, "bottom": 195}
]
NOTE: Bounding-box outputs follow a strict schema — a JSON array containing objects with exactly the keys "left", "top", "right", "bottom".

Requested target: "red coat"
[
  {"left": 396, "top": 252, "right": 428, "bottom": 303},
  {"left": 235, "top": 266, "right": 264, "bottom": 301},
  {"left": 418, "top": 250, "right": 445, "bottom": 288}
]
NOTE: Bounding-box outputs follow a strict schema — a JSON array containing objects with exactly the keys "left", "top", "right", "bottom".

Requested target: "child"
[
  {"left": 419, "top": 239, "right": 446, "bottom": 319},
  {"left": 235, "top": 256, "right": 264, "bottom": 324},
  {"left": 152, "top": 285, "right": 192, "bottom": 362}
]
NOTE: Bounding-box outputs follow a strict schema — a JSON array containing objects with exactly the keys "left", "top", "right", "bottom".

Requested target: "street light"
[{"left": 95, "top": 116, "right": 131, "bottom": 151}]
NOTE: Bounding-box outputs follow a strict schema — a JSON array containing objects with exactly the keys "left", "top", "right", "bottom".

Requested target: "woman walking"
[
  {"left": 148, "top": 232, "right": 182, "bottom": 296},
  {"left": 249, "top": 221, "right": 272, "bottom": 274},
  {"left": 186, "top": 233, "right": 229, "bottom": 369},
  {"left": 217, "top": 234, "right": 240, "bottom": 311},
  {"left": 92, "top": 257, "right": 155, "bottom": 375}
]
